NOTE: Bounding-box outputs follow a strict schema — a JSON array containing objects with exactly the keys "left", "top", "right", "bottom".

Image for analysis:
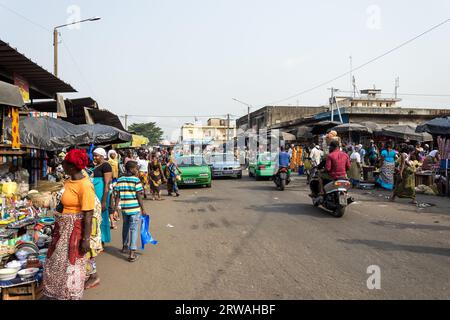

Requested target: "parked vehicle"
[
  {"left": 308, "top": 168, "right": 354, "bottom": 217},
  {"left": 176, "top": 155, "right": 212, "bottom": 188},
  {"left": 209, "top": 153, "right": 242, "bottom": 179}
]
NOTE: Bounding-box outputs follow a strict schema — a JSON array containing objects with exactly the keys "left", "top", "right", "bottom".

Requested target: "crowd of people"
[
  {"left": 300, "top": 132, "right": 443, "bottom": 204},
  {"left": 41, "top": 146, "right": 180, "bottom": 300}
]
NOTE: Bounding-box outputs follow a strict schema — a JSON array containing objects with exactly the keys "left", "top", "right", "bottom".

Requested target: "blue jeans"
[{"left": 122, "top": 213, "right": 140, "bottom": 250}]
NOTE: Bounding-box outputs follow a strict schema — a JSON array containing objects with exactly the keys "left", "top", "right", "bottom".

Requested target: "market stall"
[{"left": 0, "top": 180, "right": 62, "bottom": 300}]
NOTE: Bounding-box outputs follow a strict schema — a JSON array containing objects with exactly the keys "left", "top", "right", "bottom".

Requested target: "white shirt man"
[{"left": 310, "top": 145, "right": 323, "bottom": 167}]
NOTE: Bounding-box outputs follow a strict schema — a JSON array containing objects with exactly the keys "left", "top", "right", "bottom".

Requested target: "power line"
[
  {"left": 265, "top": 18, "right": 450, "bottom": 106},
  {"left": 0, "top": 2, "right": 50, "bottom": 32},
  {"left": 61, "top": 38, "right": 98, "bottom": 98}
]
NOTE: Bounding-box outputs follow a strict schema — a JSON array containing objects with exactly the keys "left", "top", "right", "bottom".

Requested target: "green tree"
[{"left": 128, "top": 122, "right": 164, "bottom": 145}]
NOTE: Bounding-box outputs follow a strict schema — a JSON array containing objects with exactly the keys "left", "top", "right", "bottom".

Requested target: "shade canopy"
[
  {"left": 333, "top": 123, "right": 372, "bottom": 134},
  {"left": 281, "top": 132, "right": 296, "bottom": 141},
  {"left": 416, "top": 117, "right": 450, "bottom": 136},
  {"left": 4, "top": 116, "right": 92, "bottom": 150},
  {"left": 0, "top": 81, "right": 24, "bottom": 108},
  {"left": 359, "top": 121, "right": 383, "bottom": 133},
  {"left": 309, "top": 121, "right": 342, "bottom": 135},
  {"left": 77, "top": 124, "right": 132, "bottom": 145},
  {"left": 382, "top": 124, "right": 433, "bottom": 142}
]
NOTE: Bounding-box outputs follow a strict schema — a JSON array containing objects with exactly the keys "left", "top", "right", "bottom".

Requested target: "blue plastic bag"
[{"left": 140, "top": 215, "right": 158, "bottom": 250}]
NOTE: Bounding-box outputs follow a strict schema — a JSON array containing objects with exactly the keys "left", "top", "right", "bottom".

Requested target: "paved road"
[{"left": 84, "top": 173, "right": 450, "bottom": 300}]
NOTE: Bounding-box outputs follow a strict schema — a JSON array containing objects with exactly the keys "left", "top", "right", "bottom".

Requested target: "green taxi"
[
  {"left": 176, "top": 155, "right": 212, "bottom": 188},
  {"left": 248, "top": 152, "right": 277, "bottom": 180}
]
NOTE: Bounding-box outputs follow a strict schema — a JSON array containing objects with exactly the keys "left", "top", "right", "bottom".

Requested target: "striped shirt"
[{"left": 114, "top": 175, "right": 144, "bottom": 215}]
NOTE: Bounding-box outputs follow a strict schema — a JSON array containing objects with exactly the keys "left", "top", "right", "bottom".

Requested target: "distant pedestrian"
[
  {"left": 114, "top": 161, "right": 147, "bottom": 262},
  {"left": 148, "top": 155, "right": 166, "bottom": 200},
  {"left": 166, "top": 157, "right": 182, "bottom": 197}
]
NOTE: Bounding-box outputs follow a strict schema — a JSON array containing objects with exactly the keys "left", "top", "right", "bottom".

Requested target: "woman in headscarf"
[
  {"left": 376, "top": 141, "right": 396, "bottom": 190},
  {"left": 43, "top": 149, "right": 94, "bottom": 300},
  {"left": 108, "top": 150, "right": 119, "bottom": 182},
  {"left": 92, "top": 148, "right": 113, "bottom": 243},
  {"left": 391, "top": 145, "right": 417, "bottom": 204},
  {"left": 148, "top": 154, "right": 166, "bottom": 200},
  {"left": 348, "top": 146, "right": 362, "bottom": 187},
  {"left": 108, "top": 149, "right": 120, "bottom": 229}
]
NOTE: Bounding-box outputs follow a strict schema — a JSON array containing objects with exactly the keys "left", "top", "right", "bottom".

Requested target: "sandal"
[
  {"left": 128, "top": 253, "right": 139, "bottom": 263},
  {"left": 121, "top": 246, "right": 129, "bottom": 254},
  {"left": 84, "top": 277, "right": 101, "bottom": 290}
]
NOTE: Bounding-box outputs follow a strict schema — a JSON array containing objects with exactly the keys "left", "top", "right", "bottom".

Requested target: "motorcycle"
[
  {"left": 274, "top": 167, "right": 291, "bottom": 191},
  {"left": 309, "top": 168, "right": 354, "bottom": 217}
]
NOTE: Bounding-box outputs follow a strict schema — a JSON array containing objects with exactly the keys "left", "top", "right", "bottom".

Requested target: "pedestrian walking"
[
  {"left": 166, "top": 157, "right": 182, "bottom": 197},
  {"left": 114, "top": 161, "right": 147, "bottom": 262},
  {"left": 43, "top": 149, "right": 95, "bottom": 300},
  {"left": 148, "top": 155, "right": 166, "bottom": 200},
  {"left": 348, "top": 146, "right": 362, "bottom": 187},
  {"left": 137, "top": 153, "right": 150, "bottom": 199},
  {"left": 376, "top": 142, "right": 396, "bottom": 190}
]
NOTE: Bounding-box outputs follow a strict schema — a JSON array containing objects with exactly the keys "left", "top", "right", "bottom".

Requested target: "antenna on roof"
[{"left": 395, "top": 77, "right": 400, "bottom": 99}]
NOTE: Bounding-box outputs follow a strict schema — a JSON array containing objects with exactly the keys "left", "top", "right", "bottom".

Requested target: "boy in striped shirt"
[{"left": 113, "top": 160, "right": 147, "bottom": 262}]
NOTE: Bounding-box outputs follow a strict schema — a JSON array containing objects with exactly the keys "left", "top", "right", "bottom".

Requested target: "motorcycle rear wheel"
[
  {"left": 333, "top": 205, "right": 346, "bottom": 218},
  {"left": 280, "top": 179, "right": 286, "bottom": 191}
]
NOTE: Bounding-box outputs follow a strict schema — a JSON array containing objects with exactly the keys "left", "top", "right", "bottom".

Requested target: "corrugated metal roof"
[{"left": 0, "top": 39, "right": 76, "bottom": 98}]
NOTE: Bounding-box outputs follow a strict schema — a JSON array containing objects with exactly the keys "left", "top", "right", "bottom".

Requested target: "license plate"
[
  {"left": 339, "top": 195, "right": 347, "bottom": 206},
  {"left": 223, "top": 170, "right": 233, "bottom": 174},
  {"left": 184, "top": 179, "right": 196, "bottom": 184}
]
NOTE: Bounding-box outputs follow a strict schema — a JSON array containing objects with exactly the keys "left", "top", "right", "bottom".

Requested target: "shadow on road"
[
  {"left": 338, "top": 239, "right": 450, "bottom": 257},
  {"left": 103, "top": 245, "right": 131, "bottom": 262},
  {"left": 173, "top": 196, "right": 231, "bottom": 204},
  {"left": 371, "top": 220, "right": 450, "bottom": 231},
  {"left": 246, "top": 203, "right": 338, "bottom": 219}
]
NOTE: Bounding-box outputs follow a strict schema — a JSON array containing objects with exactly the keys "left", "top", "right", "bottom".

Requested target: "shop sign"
[
  {"left": 11, "top": 107, "right": 20, "bottom": 149},
  {"left": 13, "top": 73, "right": 30, "bottom": 104}
]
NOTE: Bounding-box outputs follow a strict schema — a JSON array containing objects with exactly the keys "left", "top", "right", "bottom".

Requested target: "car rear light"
[
  {"left": 335, "top": 181, "right": 351, "bottom": 187},
  {"left": 258, "top": 165, "right": 266, "bottom": 170}
]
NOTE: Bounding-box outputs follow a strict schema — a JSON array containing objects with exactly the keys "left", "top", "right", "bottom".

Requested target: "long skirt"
[
  {"left": 348, "top": 160, "right": 361, "bottom": 182},
  {"left": 86, "top": 197, "right": 103, "bottom": 277},
  {"left": 377, "top": 161, "right": 395, "bottom": 190},
  {"left": 93, "top": 177, "right": 111, "bottom": 243},
  {"left": 394, "top": 166, "right": 416, "bottom": 199},
  {"left": 43, "top": 213, "right": 86, "bottom": 300},
  {"left": 149, "top": 171, "right": 162, "bottom": 194}
]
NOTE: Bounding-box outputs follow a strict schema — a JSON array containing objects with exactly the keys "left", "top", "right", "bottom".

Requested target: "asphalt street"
[{"left": 83, "top": 172, "right": 450, "bottom": 300}]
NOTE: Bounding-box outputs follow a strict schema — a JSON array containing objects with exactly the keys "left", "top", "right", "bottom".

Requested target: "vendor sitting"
[{"left": 421, "top": 150, "right": 440, "bottom": 171}]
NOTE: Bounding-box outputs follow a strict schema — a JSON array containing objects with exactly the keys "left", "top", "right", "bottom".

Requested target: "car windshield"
[
  {"left": 177, "top": 156, "right": 207, "bottom": 167},
  {"left": 210, "top": 153, "right": 236, "bottom": 164},
  {"left": 258, "top": 153, "right": 276, "bottom": 162}
]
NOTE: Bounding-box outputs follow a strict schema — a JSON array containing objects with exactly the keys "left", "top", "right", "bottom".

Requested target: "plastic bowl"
[
  {"left": 0, "top": 268, "right": 19, "bottom": 281},
  {"left": 17, "top": 268, "right": 39, "bottom": 281}
]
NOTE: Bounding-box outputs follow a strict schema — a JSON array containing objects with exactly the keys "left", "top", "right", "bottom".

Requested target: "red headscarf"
[{"left": 65, "top": 149, "right": 89, "bottom": 171}]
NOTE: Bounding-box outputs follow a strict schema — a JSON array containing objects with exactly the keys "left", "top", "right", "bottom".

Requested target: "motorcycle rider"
[
  {"left": 318, "top": 140, "right": 350, "bottom": 195},
  {"left": 276, "top": 146, "right": 291, "bottom": 182}
]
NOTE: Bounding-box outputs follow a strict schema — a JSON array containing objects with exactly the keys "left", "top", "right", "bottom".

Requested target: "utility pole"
[
  {"left": 395, "top": 77, "right": 400, "bottom": 99},
  {"left": 226, "top": 113, "right": 230, "bottom": 142},
  {"left": 53, "top": 29, "right": 59, "bottom": 77},
  {"left": 349, "top": 55, "right": 353, "bottom": 93},
  {"left": 124, "top": 114, "right": 128, "bottom": 130},
  {"left": 53, "top": 17, "right": 101, "bottom": 77}
]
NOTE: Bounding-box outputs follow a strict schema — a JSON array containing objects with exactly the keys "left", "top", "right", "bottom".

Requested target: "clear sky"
[{"left": 1, "top": 0, "right": 449, "bottom": 140}]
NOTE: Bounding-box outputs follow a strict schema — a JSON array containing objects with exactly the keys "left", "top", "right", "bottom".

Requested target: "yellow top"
[
  {"left": 108, "top": 159, "right": 119, "bottom": 179},
  {"left": 61, "top": 177, "right": 96, "bottom": 214}
]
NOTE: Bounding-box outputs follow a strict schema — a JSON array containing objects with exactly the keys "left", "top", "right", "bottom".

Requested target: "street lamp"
[
  {"left": 232, "top": 98, "right": 253, "bottom": 128},
  {"left": 53, "top": 16, "right": 101, "bottom": 76}
]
